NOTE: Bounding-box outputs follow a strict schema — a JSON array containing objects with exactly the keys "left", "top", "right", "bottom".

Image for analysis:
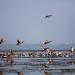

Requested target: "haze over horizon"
[{"left": 0, "top": 0, "right": 75, "bottom": 44}]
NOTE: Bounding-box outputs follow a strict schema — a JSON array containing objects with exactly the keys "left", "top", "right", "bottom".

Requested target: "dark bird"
[
  {"left": 44, "top": 72, "right": 52, "bottom": 75},
  {"left": 44, "top": 40, "right": 52, "bottom": 45},
  {"left": 43, "top": 47, "right": 49, "bottom": 51},
  {"left": 45, "top": 15, "right": 52, "bottom": 18},
  {"left": 16, "top": 39, "right": 24, "bottom": 45},
  {"left": 44, "top": 72, "right": 49, "bottom": 75},
  {"left": 0, "top": 38, "right": 5, "bottom": 44}
]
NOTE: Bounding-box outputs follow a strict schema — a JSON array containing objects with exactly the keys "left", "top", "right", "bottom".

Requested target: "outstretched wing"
[
  {"left": 0, "top": 38, "right": 5, "bottom": 44},
  {"left": 44, "top": 40, "right": 52, "bottom": 45},
  {"left": 16, "top": 40, "right": 21, "bottom": 45},
  {"left": 16, "top": 39, "right": 24, "bottom": 45},
  {"left": 45, "top": 15, "right": 52, "bottom": 18}
]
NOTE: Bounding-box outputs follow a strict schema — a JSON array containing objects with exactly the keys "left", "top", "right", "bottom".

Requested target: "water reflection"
[{"left": 0, "top": 57, "right": 75, "bottom": 75}]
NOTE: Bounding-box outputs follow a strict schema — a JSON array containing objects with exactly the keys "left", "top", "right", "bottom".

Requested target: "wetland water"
[{"left": 0, "top": 57, "right": 75, "bottom": 75}]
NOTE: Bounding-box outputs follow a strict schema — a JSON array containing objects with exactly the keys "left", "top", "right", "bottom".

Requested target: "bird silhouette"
[
  {"left": 44, "top": 40, "right": 52, "bottom": 45},
  {"left": 0, "top": 38, "right": 5, "bottom": 44},
  {"left": 16, "top": 39, "right": 24, "bottom": 45},
  {"left": 45, "top": 15, "right": 52, "bottom": 18}
]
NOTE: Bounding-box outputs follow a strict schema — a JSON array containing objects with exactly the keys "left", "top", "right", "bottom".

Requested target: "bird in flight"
[
  {"left": 45, "top": 15, "right": 52, "bottom": 18},
  {"left": 16, "top": 39, "right": 24, "bottom": 45},
  {"left": 44, "top": 40, "right": 52, "bottom": 45},
  {"left": 0, "top": 38, "right": 5, "bottom": 45}
]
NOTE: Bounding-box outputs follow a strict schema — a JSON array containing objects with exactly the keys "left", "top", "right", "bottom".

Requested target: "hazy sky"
[{"left": 0, "top": 0, "right": 75, "bottom": 44}]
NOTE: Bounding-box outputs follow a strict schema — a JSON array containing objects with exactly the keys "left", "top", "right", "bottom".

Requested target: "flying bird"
[
  {"left": 44, "top": 40, "right": 52, "bottom": 45},
  {"left": 45, "top": 15, "right": 52, "bottom": 18},
  {"left": 16, "top": 39, "right": 24, "bottom": 45},
  {"left": 0, "top": 38, "right": 5, "bottom": 45}
]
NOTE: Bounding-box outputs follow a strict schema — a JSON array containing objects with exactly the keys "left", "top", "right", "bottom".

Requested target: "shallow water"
[{"left": 0, "top": 58, "right": 75, "bottom": 75}]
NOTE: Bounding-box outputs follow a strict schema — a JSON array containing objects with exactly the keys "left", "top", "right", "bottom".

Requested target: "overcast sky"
[{"left": 0, "top": 0, "right": 75, "bottom": 44}]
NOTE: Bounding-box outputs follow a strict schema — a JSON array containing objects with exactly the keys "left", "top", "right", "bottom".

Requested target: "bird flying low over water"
[
  {"left": 45, "top": 15, "right": 52, "bottom": 18},
  {"left": 44, "top": 40, "right": 52, "bottom": 45},
  {"left": 0, "top": 38, "right": 5, "bottom": 45},
  {"left": 16, "top": 39, "right": 24, "bottom": 45}
]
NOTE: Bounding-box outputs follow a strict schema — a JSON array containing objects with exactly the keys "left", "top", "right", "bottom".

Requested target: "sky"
[{"left": 0, "top": 0, "right": 75, "bottom": 44}]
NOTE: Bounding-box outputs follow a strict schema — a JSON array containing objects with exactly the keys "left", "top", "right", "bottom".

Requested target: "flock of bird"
[
  {"left": 0, "top": 38, "right": 24, "bottom": 45},
  {"left": 0, "top": 14, "right": 52, "bottom": 46},
  {"left": 0, "top": 37, "right": 52, "bottom": 47}
]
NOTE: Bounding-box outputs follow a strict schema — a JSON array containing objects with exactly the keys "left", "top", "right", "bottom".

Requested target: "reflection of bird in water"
[
  {"left": 48, "top": 59, "right": 54, "bottom": 65},
  {"left": 16, "top": 39, "right": 24, "bottom": 45},
  {"left": 3, "top": 50, "right": 14, "bottom": 65},
  {"left": 17, "top": 71, "right": 24, "bottom": 75},
  {"left": 40, "top": 64, "right": 48, "bottom": 70},
  {"left": 0, "top": 38, "right": 5, "bottom": 45},
  {"left": 44, "top": 72, "right": 49, "bottom": 75},
  {"left": 68, "top": 61, "right": 75, "bottom": 65},
  {"left": 44, "top": 72, "right": 52, "bottom": 75}
]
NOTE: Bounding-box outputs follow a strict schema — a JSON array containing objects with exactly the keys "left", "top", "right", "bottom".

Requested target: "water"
[
  {"left": 0, "top": 44, "right": 75, "bottom": 75},
  {"left": 0, "top": 57, "right": 75, "bottom": 75}
]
